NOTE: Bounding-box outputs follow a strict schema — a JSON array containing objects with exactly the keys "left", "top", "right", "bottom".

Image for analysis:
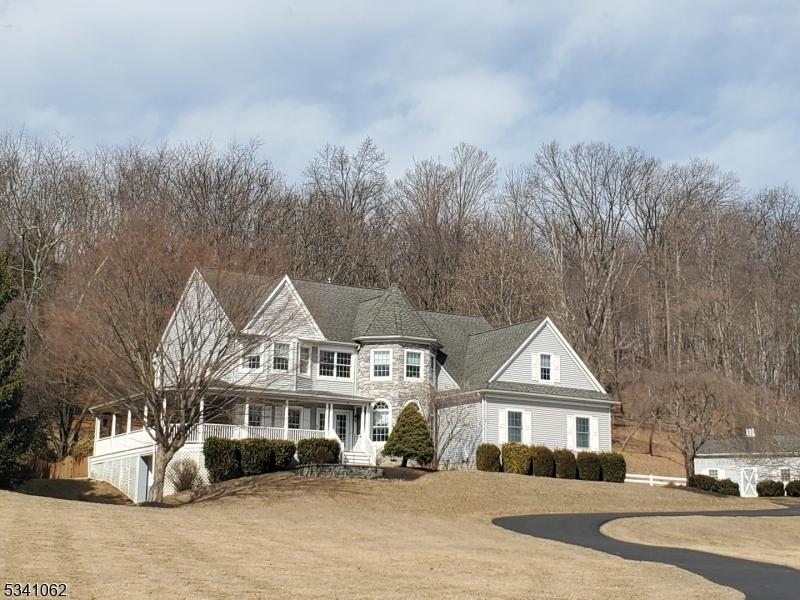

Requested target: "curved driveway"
[{"left": 494, "top": 503, "right": 800, "bottom": 600}]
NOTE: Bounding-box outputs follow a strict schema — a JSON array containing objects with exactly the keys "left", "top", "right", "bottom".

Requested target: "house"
[
  {"left": 89, "top": 269, "right": 616, "bottom": 502},
  {"left": 694, "top": 431, "right": 800, "bottom": 497}
]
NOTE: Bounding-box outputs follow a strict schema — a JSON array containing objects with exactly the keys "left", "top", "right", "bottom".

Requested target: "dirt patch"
[
  {"left": 602, "top": 515, "right": 800, "bottom": 570},
  {"left": 18, "top": 479, "right": 131, "bottom": 505},
  {"left": 614, "top": 423, "right": 686, "bottom": 477}
]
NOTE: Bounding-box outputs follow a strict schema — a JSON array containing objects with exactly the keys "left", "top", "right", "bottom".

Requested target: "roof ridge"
[
  {"left": 469, "top": 316, "right": 546, "bottom": 337},
  {"left": 292, "top": 277, "right": 386, "bottom": 292},
  {"left": 357, "top": 289, "right": 392, "bottom": 337},
  {"left": 416, "top": 308, "right": 489, "bottom": 319}
]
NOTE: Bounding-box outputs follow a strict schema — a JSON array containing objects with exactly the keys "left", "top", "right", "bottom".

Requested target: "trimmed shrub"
[
  {"left": 757, "top": 479, "right": 785, "bottom": 497},
  {"left": 240, "top": 439, "right": 274, "bottom": 476},
  {"left": 167, "top": 457, "right": 200, "bottom": 492},
  {"left": 713, "top": 478, "right": 740, "bottom": 496},
  {"left": 785, "top": 480, "right": 800, "bottom": 497},
  {"left": 382, "top": 404, "right": 435, "bottom": 467},
  {"left": 297, "top": 438, "right": 341, "bottom": 465},
  {"left": 476, "top": 444, "right": 501, "bottom": 472},
  {"left": 576, "top": 451, "right": 602, "bottom": 481},
  {"left": 203, "top": 437, "right": 241, "bottom": 483},
  {"left": 69, "top": 437, "right": 94, "bottom": 461},
  {"left": 599, "top": 452, "right": 626, "bottom": 483},
  {"left": 688, "top": 474, "right": 717, "bottom": 492},
  {"left": 530, "top": 445, "right": 555, "bottom": 477},
  {"left": 501, "top": 443, "right": 531, "bottom": 475},
  {"left": 269, "top": 439, "right": 297, "bottom": 471},
  {"left": 554, "top": 449, "right": 577, "bottom": 479}
]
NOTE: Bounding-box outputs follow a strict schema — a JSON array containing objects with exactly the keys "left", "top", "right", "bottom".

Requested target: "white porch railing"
[
  {"left": 192, "top": 423, "right": 328, "bottom": 444},
  {"left": 625, "top": 473, "right": 687, "bottom": 487}
]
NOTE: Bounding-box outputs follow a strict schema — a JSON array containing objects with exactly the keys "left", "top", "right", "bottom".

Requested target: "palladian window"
[{"left": 371, "top": 401, "right": 390, "bottom": 442}]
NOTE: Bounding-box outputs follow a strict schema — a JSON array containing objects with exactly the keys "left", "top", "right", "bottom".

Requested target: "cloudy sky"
[{"left": 1, "top": 1, "right": 798, "bottom": 189}]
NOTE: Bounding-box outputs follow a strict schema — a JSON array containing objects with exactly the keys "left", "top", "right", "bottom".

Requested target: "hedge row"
[
  {"left": 296, "top": 438, "right": 340, "bottom": 465},
  {"left": 757, "top": 479, "right": 786, "bottom": 497},
  {"left": 476, "top": 443, "right": 626, "bottom": 483},
  {"left": 204, "top": 437, "right": 297, "bottom": 483},
  {"left": 786, "top": 480, "right": 800, "bottom": 497}
]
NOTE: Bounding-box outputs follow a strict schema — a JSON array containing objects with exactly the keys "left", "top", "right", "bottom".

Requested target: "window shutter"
[
  {"left": 590, "top": 416, "right": 599, "bottom": 451},
  {"left": 566, "top": 415, "right": 575, "bottom": 450},
  {"left": 523, "top": 411, "right": 532, "bottom": 444},
  {"left": 301, "top": 408, "right": 311, "bottom": 430},
  {"left": 531, "top": 353, "right": 540, "bottom": 382},
  {"left": 552, "top": 355, "right": 561, "bottom": 383},
  {"left": 498, "top": 408, "right": 507, "bottom": 443}
]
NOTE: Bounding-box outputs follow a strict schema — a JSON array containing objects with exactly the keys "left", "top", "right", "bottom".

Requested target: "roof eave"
[{"left": 475, "top": 387, "right": 618, "bottom": 405}]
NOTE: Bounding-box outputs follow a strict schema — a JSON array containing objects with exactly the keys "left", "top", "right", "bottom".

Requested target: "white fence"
[
  {"left": 625, "top": 473, "right": 687, "bottom": 487},
  {"left": 191, "top": 423, "right": 327, "bottom": 443}
]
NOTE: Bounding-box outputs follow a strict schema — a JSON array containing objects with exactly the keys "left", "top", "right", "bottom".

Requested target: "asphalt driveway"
[{"left": 494, "top": 503, "right": 800, "bottom": 600}]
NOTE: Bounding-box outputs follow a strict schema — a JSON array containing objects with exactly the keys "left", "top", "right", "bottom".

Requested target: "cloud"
[{"left": 0, "top": 0, "right": 798, "bottom": 189}]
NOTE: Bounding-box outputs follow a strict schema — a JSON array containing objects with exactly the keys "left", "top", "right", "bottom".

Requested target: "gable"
[
  {"left": 244, "top": 277, "right": 324, "bottom": 340},
  {"left": 493, "top": 320, "right": 603, "bottom": 392}
]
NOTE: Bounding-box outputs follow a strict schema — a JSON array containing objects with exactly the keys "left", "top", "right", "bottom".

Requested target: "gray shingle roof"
[
  {"left": 292, "top": 280, "right": 383, "bottom": 342},
  {"left": 461, "top": 319, "right": 545, "bottom": 389},
  {"left": 352, "top": 286, "right": 438, "bottom": 340},
  {"left": 698, "top": 435, "right": 800, "bottom": 456},
  {"left": 417, "top": 311, "right": 492, "bottom": 381},
  {"left": 482, "top": 380, "right": 611, "bottom": 401}
]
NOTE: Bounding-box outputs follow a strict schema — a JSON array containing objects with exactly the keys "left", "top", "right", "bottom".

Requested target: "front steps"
[{"left": 342, "top": 450, "right": 372, "bottom": 466}]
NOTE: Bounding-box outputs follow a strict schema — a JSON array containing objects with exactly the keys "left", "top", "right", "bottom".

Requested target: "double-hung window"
[
  {"left": 299, "top": 346, "right": 311, "bottom": 376},
  {"left": 575, "top": 416, "right": 590, "bottom": 449},
  {"left": 405, "top": 350, "right": 422, "bottom": 380},
  {"left": 507, "top": 411, "right": 523, "bottom": 443},
  {"left": 371, "top": 401, "right": 390, "bottom": 442},
  {"left": 319, "top": 350, "right": 351, "bottom": 379},
  {"left": 248, "top": 404, "right": 262, "bottom": 427},
  {"left": 540, "top": 353, "right": 551, "bottom": 381},
  {"left": 272, "top": 343, "right": 290, "bottom": 371},
  {"left": 243, "top": 353, "right": 261, "bottom": 370},
  {"left": 287, "top": 408, "right": 301, "bottom": 430},
  {"left": 708, "top": 469, "right": 719, "bottom": 479},
  {"left": 372, "top": 350, "right": 391, "bottom": 380}
]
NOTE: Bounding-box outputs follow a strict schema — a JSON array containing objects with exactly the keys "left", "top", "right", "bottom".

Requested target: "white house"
[{"left": 89, "top": 269, "right": 617, "bottom": 502}]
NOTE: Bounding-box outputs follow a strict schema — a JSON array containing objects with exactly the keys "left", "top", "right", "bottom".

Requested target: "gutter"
[{"left": 476, "top": 388, "right": 619, "bottom": 406}]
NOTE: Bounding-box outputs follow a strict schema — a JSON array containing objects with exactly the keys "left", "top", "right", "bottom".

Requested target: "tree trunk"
[
  {"left": 401, "top": 456, "right": 408, "bottom": 468},
  {"left": 683, "top": 451, "right": 695, "bottom": 479},
  {"left": 148, "top": 445, "right": 177, "bottom": 503}
]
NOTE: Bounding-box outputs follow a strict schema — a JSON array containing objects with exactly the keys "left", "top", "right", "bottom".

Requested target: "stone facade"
[{"left": 355, "top": 342, "right": 434, "bottom": 421}]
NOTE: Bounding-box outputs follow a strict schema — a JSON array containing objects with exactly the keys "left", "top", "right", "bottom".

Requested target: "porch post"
[
  {"left": 126, "top": 410, "right": 132, "bottom": 434},
  {"left": 94, "top": 416, "right": 100, "bottom": 440},
  {"left": 326, "top": 402, "right": 333, "bottom": 436},
  {"left": 244, "top": 402, "right": 250, "bottom": 429},
  {"left": 111, "top": 413, "right": 117, "bottom": 437},
  {"left": 284, "top": 399, "right": 289, "bottom": 440},
  {"left": 199, "top": 398, "right": 205, "bottom": 441}
]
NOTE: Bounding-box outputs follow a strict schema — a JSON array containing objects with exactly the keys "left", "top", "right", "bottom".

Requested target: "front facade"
[
  {"left": 694, "top": 434, "right": 800, "bottom": 497},
  {"left": 90, "top": 270, "right": 616, "bottom": 501}
]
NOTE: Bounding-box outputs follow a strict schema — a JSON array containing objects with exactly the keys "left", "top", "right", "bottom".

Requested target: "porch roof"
[{"left": 205, "top": 382, "right": 375, "bottom": 405}]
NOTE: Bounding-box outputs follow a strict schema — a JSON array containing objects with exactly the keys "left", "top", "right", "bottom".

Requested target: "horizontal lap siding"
[
  {"left": 436, "top": 366, "right": 460, "bottom": 391},
  {"left": 694, "top": 456, "right": 800, "bottom": 486},
  {"left": 485, "top": 397, "right": 611, "bottom": 451},
  {"left": 437, "top": 401, "right": 482, "bottom": 469},
  {"left": 498, "top": 324, "right": 595, "bottom": 390}
]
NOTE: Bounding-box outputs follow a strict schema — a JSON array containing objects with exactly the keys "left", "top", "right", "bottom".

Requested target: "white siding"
[
  {"left": 497, "top": 323, "right": 596, "bottom": 390},
  {"left": 246, "top": 282, "right": 321, "bottom": 340},
  {"left": 694, "top": 456, "right": 800, "bottom": 494},
  {"left": 436, "top": 400, "right": 482, "bottom": 469},
  {"left": 484, "top": 396, "right": 612, "bottom": 451},
  {"left": 436, "top": 364, "right": 460, "bottom": 391}
]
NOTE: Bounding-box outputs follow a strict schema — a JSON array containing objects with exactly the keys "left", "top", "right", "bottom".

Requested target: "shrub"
[
  {"left": 553, "top": 449, "right": 577, "bottom": 479},
  {"left": 576, "top": 452, "right": 602, "bottom": 481},
  {"left": 687, "top": 474, "right": 717, "bottom": 492},
  {"left": 240, "top": 439, "right": 274, "bottom": 475},
  {"left": 757, "top": 479, "right": 785, "bottom": 497},
  {"left": 599, "top": 452, "right": 626, "bottom": 483},
  {"left": 203, "top": 437, "right": 241, "bottom": 483},
  {"left": 476, "top": 444, "right": 501, "bottom": 472},
  {"left": 530, "top": 445, "right": 555, "bottom": 477},
  {"left": 69, "top": 437, "right": 94, "bottom": 461},
  {"left": 501, "top": 443, "right": 531, "bottom": 475},
  {"left": 713, "top": 478, "right": 740, "bottom": 496},
  {"left": 382, "top": 404, "right": 435, "bottom": 467},
  {"left": 269, "top": 440, "right": 297, "bottom": 471},
  {"left": 167, "top": 458, "right": 199, "bottom": 492},
  {"left": 785, "top": 480, "right": 800, "bottom": 497},
  {"left": 297, "top": 438, "right": 341, "bottom": 465}
]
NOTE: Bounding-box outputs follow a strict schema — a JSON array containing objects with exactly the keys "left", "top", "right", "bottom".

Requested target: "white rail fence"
[{"left": 625, "top": 473, "right": 687, "bottom": 487}]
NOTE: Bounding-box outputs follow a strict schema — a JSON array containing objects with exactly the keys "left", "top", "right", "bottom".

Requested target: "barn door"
[{"left": 740, "top": 467, "right": 757, "bottom": 497}]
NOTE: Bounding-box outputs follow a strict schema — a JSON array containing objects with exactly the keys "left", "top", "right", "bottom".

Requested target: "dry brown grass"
[
  {"left": 602, "top": 515, "right": 800, "bottom": 570},
  {"left": 614, "top": 423, "right": 686, "bottom": 477},
  {"left": 1, "top": 471, "right": 780, "bottom": 599}
]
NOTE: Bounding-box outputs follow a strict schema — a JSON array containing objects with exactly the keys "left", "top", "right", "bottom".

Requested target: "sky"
[{"left": 1, "top": 0, "right": 799, "bottom": 190}]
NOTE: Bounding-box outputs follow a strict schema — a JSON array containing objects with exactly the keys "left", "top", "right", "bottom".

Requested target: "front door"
[
  {"left": 741, "top": 467, "right": 758, "bottom": 497},
  {"left": 137, "top": 454, "right": 152, "bottom": 504},
  {"left": 333, "top": 410, "right": 352, "bottom": 451}
]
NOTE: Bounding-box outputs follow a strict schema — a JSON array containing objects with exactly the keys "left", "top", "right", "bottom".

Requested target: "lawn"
[
  {"left": 602, "top": 514, "right": 800, "bottom": 570},
  {"left": 0, "top": 471, "right": 779, "bottom": 599}
]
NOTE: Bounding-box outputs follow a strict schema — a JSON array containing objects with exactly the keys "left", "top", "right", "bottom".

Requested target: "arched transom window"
[{"left": 371, "top": 401, "right": 390, "bottom": 442}]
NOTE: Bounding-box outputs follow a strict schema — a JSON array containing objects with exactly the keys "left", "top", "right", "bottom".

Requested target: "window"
[
  {"left": 98, "top": 413, "right": 112, "bottom": 438},
  {"left": 781, "top": 468, "right": 791, "bottom": 483},
  {"left": 288, "top": 408, "right": 301, "bottom": 430},
  {"left": 130, "top": 412, "right": 144, "bottom": 432},
  {"left": 540, "top": 353, "right": 551, "bottom": 381},
  {"left": 371, "top": 401, "right": 390, "bottom": 442},
  {"left": 708, "top": 469, "right": 719, "bottom": 479},
  {"left": 114, "top": 412, "right": 128, "bottom": 436},
  {"left": 272, "top": 343, "right": 290, "bottom": 371},
  {"left": 576, "top": 416, "right": 590, "bottom": 449},
  {"left": 507, "top": 411, "right": 522, "bottom": 443},
  {"left": 405, "top": 350, "right": 422, "bottom": 379},
  {"left": 317, "top": 410, "right": 326, "bottom": 431},
  {"left": 372, "top": 350, "right": 391, "bottom": 379},
  {"left": 243, "top": 352, "right": 261, "bottom": 370},
  {"left": 248, "top": 404, "right": 262, "bottom": 427},
  {"left": 319, "top": 350, "right": 351, "bottom": 379},
  {"left": 299, "top": 346, "right": 311, "bottom": 376}
]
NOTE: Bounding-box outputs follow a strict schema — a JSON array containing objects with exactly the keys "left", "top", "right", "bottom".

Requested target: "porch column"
[
  {"left": 94, "top": 416, "right": 100, "bottom": 440},
  {"left": 199, "top": 398, "right": 205, "bottom": 440},
  {"left": 244, "top": 402, "right": 250, "bottom": 429},
  {"left": 126, "top": 410, "right": 132, "bottom": 434},
  {"left": 111, "top": 413, "right": 117, "bottom": 437},
  {"left": 326, "top": 402, "right": 333, "bottom": 437},
  {"left": 284, "top": 399, "right": 289, "bottom": 440}
]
